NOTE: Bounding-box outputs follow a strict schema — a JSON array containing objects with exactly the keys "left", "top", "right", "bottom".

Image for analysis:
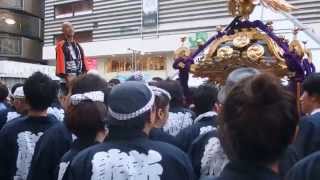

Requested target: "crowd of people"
[{"left": 0, "top": 68, "right": 320, "bottom": 180}]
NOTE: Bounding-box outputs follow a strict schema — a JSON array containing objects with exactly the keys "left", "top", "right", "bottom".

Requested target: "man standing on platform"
[{"left": 56, "top": 22, "right": 88, "bottom": 84}]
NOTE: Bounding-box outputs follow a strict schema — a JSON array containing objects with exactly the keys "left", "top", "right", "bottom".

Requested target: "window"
[
  {"left": 0, "top": 10, "right": 42, "bottom": 40},
  {"left": 55, "top": 3, "right": 73, "bottom": 18},
  {"left": 106, "top": 56, "right": 166, "bottom": 73},
  {"left": 0, "top": 0, "right": 22, "bottom": 9},
  {"left": 75, "top": 31, "right": 93, "bottom": 43},
  {"left": 0, "top": 35, "right": 21, "bottom": 56},
  {"left": 55, "top": 0, "right": 93, "bottom": 19},
  {"left": 54, "top": 31, "right": 93, "bottom": 44}
]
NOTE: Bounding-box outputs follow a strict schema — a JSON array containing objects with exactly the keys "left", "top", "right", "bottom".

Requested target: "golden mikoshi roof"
[
  {"left": 189, "top": 0, "right": 298, "bottom": 83},
  {"left": 190, "top": 28, "right": 289, "bottom": 83}
]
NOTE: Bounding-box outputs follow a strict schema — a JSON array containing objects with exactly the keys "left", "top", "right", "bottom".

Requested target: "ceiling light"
[{"left": 4, "top": 18, "right": 16, "bottom": 25}]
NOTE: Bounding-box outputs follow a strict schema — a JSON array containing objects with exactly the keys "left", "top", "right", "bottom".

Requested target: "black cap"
[{"left": 108, "top": 81, "right": 155, "bottom": 121}]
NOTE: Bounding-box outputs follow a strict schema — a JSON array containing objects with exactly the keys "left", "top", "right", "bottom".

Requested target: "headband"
[
  {"left": 70, "top": 91, "right": 104, "bottom": 105},
  {"left": 150, "top": 86, "right": 172, "bottom": 100}
]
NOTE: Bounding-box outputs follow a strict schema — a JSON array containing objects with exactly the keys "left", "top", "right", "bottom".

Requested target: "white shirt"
[
  {"left": 311, "top": 108, "right": 320, "bottom": 115},
  {"left": 68, "top": 45, "right": 77, "bottom": 59}
]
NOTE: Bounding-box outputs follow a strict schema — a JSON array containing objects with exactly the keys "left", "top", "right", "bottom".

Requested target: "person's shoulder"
[
  {"left": 294, "top": 151, "right": 320, "bottom": 167},
  {"left": 150, "top": 129, "right": 182, "bottom": 148},
  {"left": 60, "top": 149, "right": 75, "bottom": 163},
  {"left": 310, "top": 113, "right": 320, "bottom": 124},
  {"left": 0, "top": 109, "right": 8, "bottom": 126},
  {"left": 0, "top": 116, "right": 27, "bottom": 139},
  {"left": 298, "top": 114, "right": 320, "bottom": 134},
  {"left": 47, "top": 114, "right": 61, "bottom": 123},
  {"left": 182, "top": 108, "right": 195, "bottom": 115},
  {"left": 150, "top": 128, "right": 177, "bottom": 140},
  {"left": 177, "top": 124, "right": 195, "bottom": 135},
  {"left": 298, "top": 115, "right": 315, "bottom": 128},
  {"left": 39, "top": 123, "right": 72, "bottom": 143},
  {"left": 287, "top": 151, "right": 320, "bottom": 180},
  {"left": 302, "top": 113, "right": 320, "bottom": 123},
  {"left": 175, "top": 123, "right": 201, "bottom": 142},
  {"left": 56, "top": 40, "right": 66, "bottom": 47},
  {"left": 189, "top": 130, "right": 218, "bottom": 152},
  {"left": 77, "top": 142, "right": 106, "bottom": 155},
  {"left": 148, "top": 139, "right": 188, "bottom": 159},
  {"left": 195, "top": 130, "right": 218, "bottom": 143},
  {"left": 199, "top": 176, "right": 220, "bottom": 180},
  {"left": 43, "top": 122, "right": 67, "bottom": 136},
  {"left": 1, "top": 116, "right": 27, "bottom": 130},
  {"left": 192, "top": 118, "right": 216, "bottom": 133},
  {"left": 47, "top": 122, "right": 66, "bottom": 131},
  {"left": 0, "top": 104, "right": 10, "bottom": 114},
  {"left": 70, "top": 143, "right": 106, "bottom": 165}
]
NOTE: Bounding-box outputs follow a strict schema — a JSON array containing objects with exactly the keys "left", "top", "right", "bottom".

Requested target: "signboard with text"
[{"left": 142, "top": 0, "right": 158, "bottom": 27}]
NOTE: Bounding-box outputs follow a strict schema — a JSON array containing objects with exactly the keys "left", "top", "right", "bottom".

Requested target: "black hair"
[
  {"left": 23, "top": 72, "right": 58, "bottom": 111},
  {"left": 152, "top": 77, "right": 163, "bottom": 82},
  {"left": 193, "top": 83, "right": 218, "bottom": 115},
  {"left": 151, "top": 80, "right": 184, "bottom": 107},
  {"left": 108, "top": 79, "right": 120, "bottom": 86},
  {"left": 0, "top": 82, "right": 9, "bottom": 102},
  {"left": 154, "top": 93, "right": 170, "bottom": 110},
  {"left": 302, "top": 73, "right": 320, "bottom": 97},
  {"left": 66, "top": 74, "right": 108, "bottom": 140},
  {"left": 188, "top": 87, "right": 198, "bottom": 105},
  {"left": 149, "top": 82, "right": 171, "bottom": 110},
  {"left": 219, "top": 74, "right": 299, "bottom": 165}
]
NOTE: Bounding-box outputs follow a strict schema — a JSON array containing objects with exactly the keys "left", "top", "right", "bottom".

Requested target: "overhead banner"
[{"left": 142, "top": 0, "right": 158, "bottom": 27}]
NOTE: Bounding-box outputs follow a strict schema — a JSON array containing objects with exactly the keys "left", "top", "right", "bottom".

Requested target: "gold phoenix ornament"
[
  {"left": 217, "top": 46, "right": 234, "bottom": 61},
  {"left": 247, "top": 44, "right": 265, "bottom": 60},
  {"left": 228, "top": 0, "right": 296, "bottom": 18},
  {"left": 233, "top": 35, "right": 251, "bottom": 48}
]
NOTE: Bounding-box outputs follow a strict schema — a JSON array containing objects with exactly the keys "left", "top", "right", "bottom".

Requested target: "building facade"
[
  {"left": 0, "top": 0, "right": 58, "bottom": 86},
  {"left": 43, "top": 0, "right": 320, "bottom": 80},
  {"left": 0, "top": 0, "right": 44, "bottom": 62}
]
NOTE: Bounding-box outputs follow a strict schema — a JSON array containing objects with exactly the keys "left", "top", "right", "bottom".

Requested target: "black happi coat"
[
  {"left": 0, "top": 110, "right": 6, "bottom": 130},
  {"left": 293, "top": 112, "right": 320, "bottom": 159},
  {"left": 278, "top": 145, "right": 300, "bottom": 177},
  {"left": 56, "top": 139, "right": 98, "bottom": 180},
  {"left": 164, "top": 106, "right": 196, "bottom": 136},
  {"left": 209, "top": 161, "right": 281, "bottom": 180},
  {"left": 149, "top": 128, "right": 182, "bottom": 149},
  {"left": 189, "top": 130, "right": 228, "bottom": 179},
  {"left": 27, "top": 123, "right": 73, "bottom": 180},
  {"left": 278, "top": 112, "right": 320, "bottom": 177},
  {"left": 0, "top": 102, "right": 11, "bottom": 129},
  {"left": 66, "top": 127, "right": 196, "bottom": 180},
  {"left": 286, "top": 151, "right": 320, "bottom": 180},
  {"left": 0, "top": 115, "right": 59, "bottom": 180},
  {"left": 176, "top": 112, "right": 218, "bottom": 152}
]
